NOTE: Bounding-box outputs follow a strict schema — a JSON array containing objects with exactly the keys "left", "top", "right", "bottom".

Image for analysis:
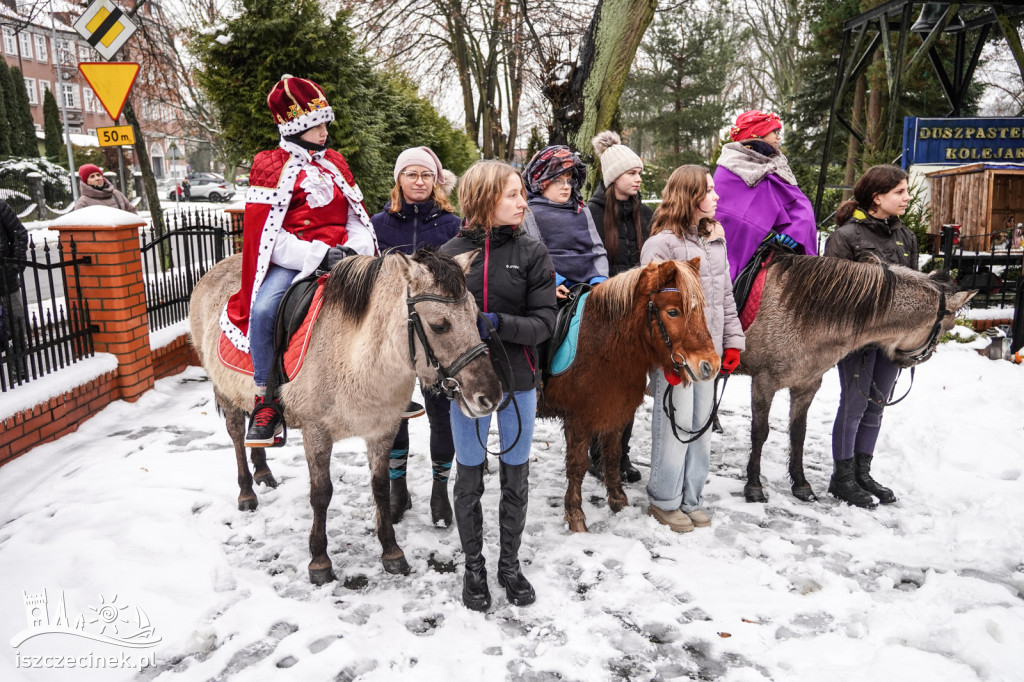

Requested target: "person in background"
[
  {"left": 713, "top": 110, "right": 817, "bottom": 281},
  {"left": 825, "top": 164, "right": 916, "bottom": 509},
  {"left": 520, "top": 144, "right": 608, "bottom": 298},
  {"left": 74, "top": 164, "right": 137, "bottom": 213},
  {"left": 371, "top": 146, "right": 461, "bottom": 526},
  {"left": 641, "top": 165, "right": 744, "bottom": 533},
  {"left": 585, "top": 130, "right": 653, "bottom": 484},
  {"left": 440, "top": 160, "right": 556, "bottom": 612},
  {"left": 182, "top": 176, "right": 191, "bottom": 202},
  {"left": 0, "top": 199, "right": 29, "bottom": 382},
  {"left": 222, "top": 75, "right": 378, "bottom": 447}
]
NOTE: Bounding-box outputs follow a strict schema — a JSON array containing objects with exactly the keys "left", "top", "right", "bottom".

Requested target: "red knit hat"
[
  {"left": 78, "top": 164, "right": 102, "bottom": 183},
  {"left": 266, "top": 75, "right": 334, "bottom": 136},
  {"left": 730, "top": 110, "right": 782, "bottom": 142}
]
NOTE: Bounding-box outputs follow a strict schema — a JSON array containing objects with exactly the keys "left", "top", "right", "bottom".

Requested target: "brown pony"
[
  {"left": 189, "top": 250, "right": 502, "bottom": 584},
  {"left": 739, "top": 254, "right": 976, "bottom": 502},
  {"left": 540, "top": 259, "right": 721, "bottom": 532}
]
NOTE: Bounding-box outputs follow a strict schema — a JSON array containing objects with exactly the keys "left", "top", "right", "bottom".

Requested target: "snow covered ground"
[{"left": 0, "top": 339, "right": 1022, "bottom": 681}]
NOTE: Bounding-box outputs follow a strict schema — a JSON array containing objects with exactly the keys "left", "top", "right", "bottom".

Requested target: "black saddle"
[{"left": 270, "top": 273, "right": 321, "bottom": 384}]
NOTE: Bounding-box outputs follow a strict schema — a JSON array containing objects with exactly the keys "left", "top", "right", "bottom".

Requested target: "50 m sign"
[{"left": 97, "top": 125, "right": 135, "bottom": 147}]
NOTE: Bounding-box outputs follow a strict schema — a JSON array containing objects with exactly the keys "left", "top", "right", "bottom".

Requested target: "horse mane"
[
  {"left": 322, "top": 255, "right": 384, "bottom": 323},
  {"left": 589, "top": 267, "right": 644, "bottom": 320},
  {"left": 321, "top": 248, "right": 467, "bottom": 324},
  {"left": 411, "top": 246, "right": 466, "bottom": 299},
  {"left": 589, "top": 261, "right": 704, "bottom": 321},
  {"left": 771, "top": 254, "right": 903, "bottom": 332}
]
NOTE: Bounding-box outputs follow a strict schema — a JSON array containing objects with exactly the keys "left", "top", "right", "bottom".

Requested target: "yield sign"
[{"left": 78, "top": 62, "right": 140, "bottom": 121}]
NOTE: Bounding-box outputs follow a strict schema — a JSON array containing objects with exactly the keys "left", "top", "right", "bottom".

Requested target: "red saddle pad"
[
  {"left": 217, "top": 283, "right": 326, "bottom": 380},
  {"left": 740, "top": 265, "right": 769, "bottom": 331}
]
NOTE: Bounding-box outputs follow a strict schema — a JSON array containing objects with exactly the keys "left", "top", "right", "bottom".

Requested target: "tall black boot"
[
  {"left": 453, "top": 462, "right": 490, "bottom": 611},
  {"left": 497, "top": 461, "right": 536, "bottom": 606},
  {"left": 828, "top": 458, "right": 877, "bottom": 508},
  {"left": 854, "top": 453, "right": 897, "bottom": 504}
]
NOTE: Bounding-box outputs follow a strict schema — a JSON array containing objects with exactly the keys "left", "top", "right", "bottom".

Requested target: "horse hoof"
[
  {"left": 568, "top": 519, "right": 589, "bottom": 533},
  {"left": 309, "top": 566, "right": 336, "bottom": 585},
  {"left": 607, "top": 490, "right": 629, "bottom": 514},
  {"left": 237, "top": 497, "right": 258, "bottom": 512},
  {"left": 254, "top": 473, "right": 278, "bottom": 488},
  {"left": 744, "top": 486, "right": 767, "bottom": 503},
  {"left": 792, "top": 486, "right": 817, "bottom": 502},
  {"left": 382, "top": 555, "right": 410, "bottom": 575}
]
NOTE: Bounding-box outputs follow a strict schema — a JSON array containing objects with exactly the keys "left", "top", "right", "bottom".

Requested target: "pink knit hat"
[{"left": 393, "top": 146, "right": 456, "bottom": 194}]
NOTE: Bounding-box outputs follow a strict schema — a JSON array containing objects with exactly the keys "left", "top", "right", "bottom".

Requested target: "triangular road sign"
[{"left": 78, "top": 62, "right": 140, "bottom": 121}]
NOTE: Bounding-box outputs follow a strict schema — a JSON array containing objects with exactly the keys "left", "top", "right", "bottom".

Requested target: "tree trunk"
[
  {"left": 843, "top": 72, "right": 867, "bottom": 202},
  {"left": 548, "top": 0, "right": 657, "bottom": 193},
  {"left": 865, "top": 51, "right": 884, "bottom": 156},
  {"left": 123, "top": 99, "right": 164, "bottom": 237}
]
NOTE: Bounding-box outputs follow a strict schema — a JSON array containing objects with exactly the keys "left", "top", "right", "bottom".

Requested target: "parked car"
[{"left": 165, "top": 177, "right": 235, "bottom": 202}]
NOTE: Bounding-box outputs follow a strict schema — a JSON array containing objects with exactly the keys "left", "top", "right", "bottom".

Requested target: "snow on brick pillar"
[{"left": 50, "top": 207, "right": 155, "bottom": 402}]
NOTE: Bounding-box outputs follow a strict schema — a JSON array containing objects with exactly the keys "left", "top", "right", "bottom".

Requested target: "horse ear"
[
  {"left": 686, "top": 257, "right": 701, "bottom": 272},
  {"left": 947, "top": 289, "right": 978, "bottom": 311},
  {"left": 451, "top": 249, "right": 480, "bottom": 275}
]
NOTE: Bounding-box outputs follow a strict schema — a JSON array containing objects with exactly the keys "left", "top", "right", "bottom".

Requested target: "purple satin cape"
[{"left": 713, "top": 166, "right": 819, "bottom": 280}]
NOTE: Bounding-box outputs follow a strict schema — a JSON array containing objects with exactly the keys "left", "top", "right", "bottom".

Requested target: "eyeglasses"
[
  {"left": 400, "top": 171, "right": 435, "bottom": 182},
  {"left": 548, "top": 176, "right": 574, "bottom": 188}
]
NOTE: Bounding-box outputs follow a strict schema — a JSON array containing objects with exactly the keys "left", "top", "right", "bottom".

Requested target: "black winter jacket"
[
  {"left": 441, "top": 225, "right": 557, "bottom": 391},
  {"left": 1, "top": 200, "right": 28, "bottom": 293},
  {"left": 824, "top": 209, "right": 919, "bottom": 269},
  {"left": 587, "top": 183, "right": 653, "bottom": 276}
]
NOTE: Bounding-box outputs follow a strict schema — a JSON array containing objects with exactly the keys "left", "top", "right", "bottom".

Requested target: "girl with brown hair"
[{"left": 641, "top": 165, "right": 744, "bottom": 533}]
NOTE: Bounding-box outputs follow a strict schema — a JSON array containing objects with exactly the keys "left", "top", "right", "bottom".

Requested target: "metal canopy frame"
[{"left": 813, "top": 1, "right": 1024, "bottom": 221}]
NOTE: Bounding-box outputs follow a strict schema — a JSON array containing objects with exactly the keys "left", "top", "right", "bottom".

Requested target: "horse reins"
[
  {"left": 855, "top": 288, "right": 951, "bottom": 407},
  {"left": 646, "top": 286, "right": 731, "bottom": 444},
  {"left": 406, "top": 290, "right": 523, "bottom": 457}
]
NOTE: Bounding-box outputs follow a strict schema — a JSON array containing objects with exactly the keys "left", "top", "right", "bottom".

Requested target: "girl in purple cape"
[{"left": 712, "top": 110, "right": 818, "bottom": 281}]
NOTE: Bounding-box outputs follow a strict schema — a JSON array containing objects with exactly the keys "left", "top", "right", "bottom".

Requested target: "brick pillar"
[{"left": 50, "top": 209, "right": 154, "bottom": 402}]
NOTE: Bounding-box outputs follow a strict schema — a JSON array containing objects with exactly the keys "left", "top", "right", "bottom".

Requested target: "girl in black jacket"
[
  {"left": 440, "top": 160, "right": 557, "bottom": 612},
  {"left": 586, "top": 131, "right": 654, "bottom": 483}
]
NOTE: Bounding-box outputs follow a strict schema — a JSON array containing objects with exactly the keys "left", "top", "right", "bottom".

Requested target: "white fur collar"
[{"left": 716, "top": 142, "right": 798, "bottom": 187}]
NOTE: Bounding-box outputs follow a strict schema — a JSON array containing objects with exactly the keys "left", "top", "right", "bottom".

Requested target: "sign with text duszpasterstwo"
[{"left": 903, "top": 116, "right": 1024, "bottom": 168}]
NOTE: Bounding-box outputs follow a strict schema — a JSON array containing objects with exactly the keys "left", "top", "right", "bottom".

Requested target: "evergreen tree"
[
  {"left": 620, "top": 7, "right": 736, "bottom": 187},
  {"left": 8, "top": 67, "right": 39, "bottom": 157},
  {"left": 524, "top": 126, "right": 544, "bottom": 165},
  {"left": 192, "top": 0, "right": 476, "bottom": 211},
  {"left": 0, "top": 61, "right": 12, "bottom": 157},
  {"left": 43, "top": 89, "right": 63, "bottom": 163}
]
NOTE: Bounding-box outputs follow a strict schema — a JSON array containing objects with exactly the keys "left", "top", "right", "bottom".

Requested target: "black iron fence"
[
  {"left": 140, "top": 207, "right": 243, "bottom": 332},
  {"left": 1, "top": 236, "right": 95, "bottom": 392},
  {"left": 934, "top": 225, "right": 1023, "bottom": 310}
]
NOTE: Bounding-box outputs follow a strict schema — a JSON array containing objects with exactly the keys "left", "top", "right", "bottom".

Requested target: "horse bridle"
[
  {"left": 647, "top": 287, "right": 702, "bottom": 383},
  {"left": 894, "top": 288, "right": 950, "bottom": 364},
  {"left": 858, "top": 287, "right": 951, "bottom": 407},
  {"left": 406, "top": 288, "right": 489, "bottom": 401}
]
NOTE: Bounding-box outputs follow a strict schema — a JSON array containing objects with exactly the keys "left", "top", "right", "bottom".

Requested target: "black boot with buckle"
[
  {"left": 453, "top": 462, "right": 490, "bottom": 611},
  {"left": 828, "top": 457, "right": 877, "bottom": 508}
]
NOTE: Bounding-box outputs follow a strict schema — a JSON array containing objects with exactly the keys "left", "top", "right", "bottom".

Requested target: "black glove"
[{"left": 319, "top": 245, "right": 356, "bottom": 272}]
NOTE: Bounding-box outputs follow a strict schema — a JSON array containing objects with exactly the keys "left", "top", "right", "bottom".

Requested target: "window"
[
  {"left": 25, "top": 78, "right": 37, "bottom": 105},
  {"left": 62, "top": 83, "right": 80, "bottom": 109},
  {"left": 70, "top": 126, "right": 82, "bottom": 134},
  {"left": 3, "top": 28, "right": 16, "bottom": 56},
  {"left": 83, "top": 87, "right": 95, "bottom": 113},
  {"left": 40, "top": 80, "right": 52, "bottom": 95},
  {"left": 78, "top": 44, "right": 92, "bottom": 63},
  {"left": 34, "top": 34, "right": 47, "bottom": 62},
  {"left": 54, "top": 39, "right": 71, "bottom": 66},
  {"left": 87, "top": 129, "right": 96, "bottom": 137},
  {"left": 19, "top": 32, "right": 32, "bottom": 59}
]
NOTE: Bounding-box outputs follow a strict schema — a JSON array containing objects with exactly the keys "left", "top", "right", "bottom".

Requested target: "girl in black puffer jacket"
[
  {"left": 585, "top": 131, "right": 654, "bottom": 483},
  {"left": 440, "top": 160, "right": 556, "bottom": 612}
]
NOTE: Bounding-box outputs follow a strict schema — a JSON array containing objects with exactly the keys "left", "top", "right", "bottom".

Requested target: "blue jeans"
[
  {"left": 449, "top": 389, "right": 536, "bottom": 466},
  {"left": 647, "top": 372, "right": 715, "bottom": 513},
  {"left": 832, "top": 348, "right": 900, "bottom": 461},
  {"left": 249, "top": 264, "right": 298, "bottom": 387}
]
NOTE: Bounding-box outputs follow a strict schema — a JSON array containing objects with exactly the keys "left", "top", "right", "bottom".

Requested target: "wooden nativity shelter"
[{"left": 927, "top": 163, "right": 1024, "bottom": 251}]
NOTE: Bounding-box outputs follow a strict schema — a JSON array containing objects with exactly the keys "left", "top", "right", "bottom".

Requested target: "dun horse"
[
  {"left": 541, "top": 259, "right": 721, "bottom": 532},
  {"left": 739, "top": 254, "right": 976, "bottom": 502},
  {"left": 190, "top": 250, "right": 502, "bottom": 584}
]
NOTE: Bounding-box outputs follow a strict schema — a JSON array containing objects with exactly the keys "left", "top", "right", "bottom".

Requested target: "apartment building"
[{"left": 1, "top": 0, "right": 187, "bottom": 179}]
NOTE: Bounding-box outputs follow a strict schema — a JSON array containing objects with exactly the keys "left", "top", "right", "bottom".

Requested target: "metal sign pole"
[{"left": 116, "top": 115, "right": 127, "bottom": 194}]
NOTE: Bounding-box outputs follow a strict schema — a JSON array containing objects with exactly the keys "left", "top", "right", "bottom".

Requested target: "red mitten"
[
  {"left": 663, "top": 369, "right": 682, "bottom": 386},
  {"left": 721, "top": 348, "right": 741, "bottom": 374}
]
